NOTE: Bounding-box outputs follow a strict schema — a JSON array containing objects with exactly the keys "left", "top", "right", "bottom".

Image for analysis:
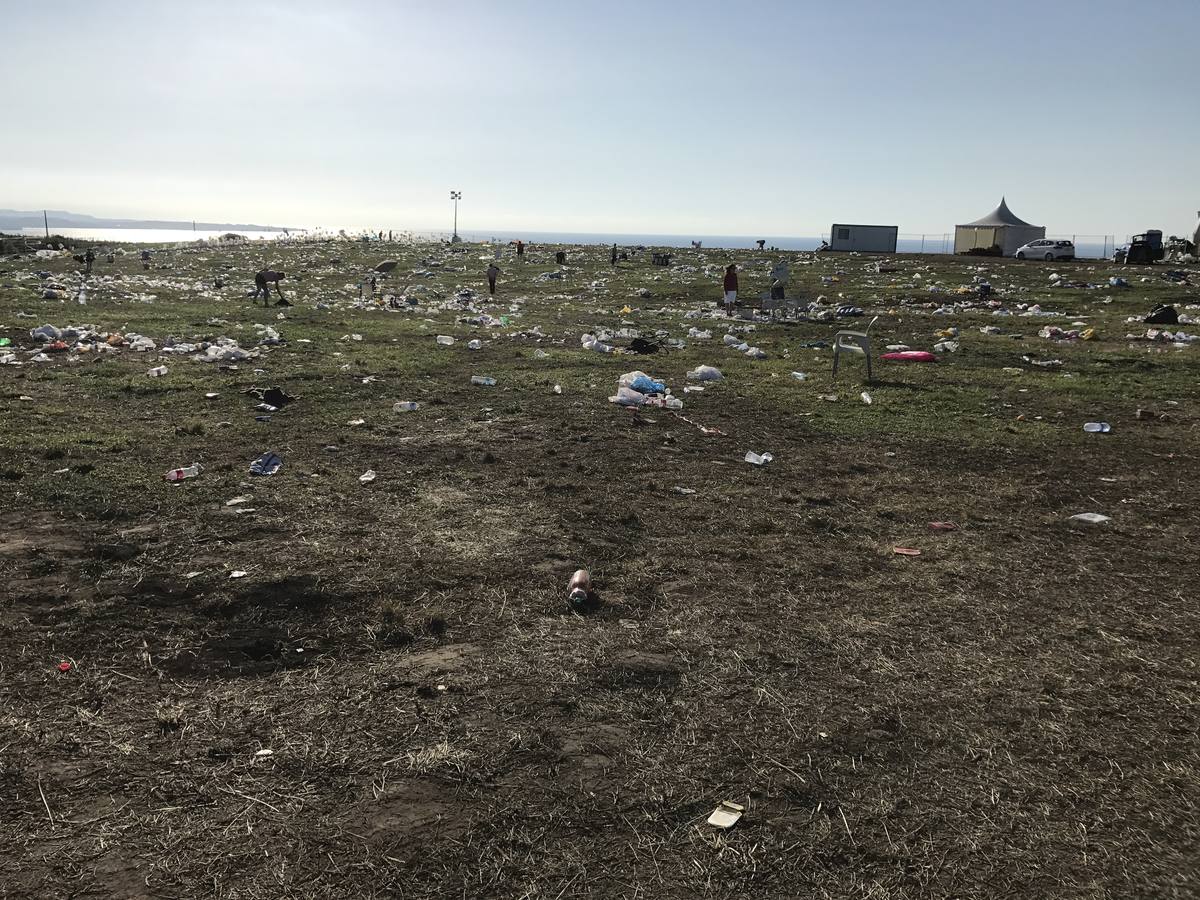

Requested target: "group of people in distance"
[{"left": 242, "top": 241, "right": 788, "bottom": 314}]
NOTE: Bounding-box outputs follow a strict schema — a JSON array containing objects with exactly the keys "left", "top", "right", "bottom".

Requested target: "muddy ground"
[{"left": 1, "top": 238, "right": 1198, "bottom": 898}]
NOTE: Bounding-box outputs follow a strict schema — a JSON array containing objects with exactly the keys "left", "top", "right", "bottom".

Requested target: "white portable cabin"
[
  {"left": 954, "top": 198, "right": 1045, "bottom": 256},
  {"left": 829, "top": 224, "right": 898, "bottom": 253}
]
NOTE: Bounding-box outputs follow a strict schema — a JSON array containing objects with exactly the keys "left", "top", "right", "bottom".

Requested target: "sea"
[{"left": 14, "top": 226, "right": 1112, "bottom": 259}]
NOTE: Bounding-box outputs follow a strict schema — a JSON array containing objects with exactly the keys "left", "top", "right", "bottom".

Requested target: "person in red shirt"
[{"left": 722, "top": 264, "right": 738, "bottom": 316}]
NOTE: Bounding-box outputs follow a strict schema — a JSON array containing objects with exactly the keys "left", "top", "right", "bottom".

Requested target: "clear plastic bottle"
[
  {"left": 471, "top": 375, "right": 496, "bottom": 386},
  {"left": 393, "top": 401, "right": 420, "bottom": 412},
  {"left": 436, "top": 335, "right": 455, "bottom": 345},
  {"left": 165, "top": 463, "right": 203, "bottom": 482},
  {"left": 567, "top": 569, "right": 591, "bottom": 608}
]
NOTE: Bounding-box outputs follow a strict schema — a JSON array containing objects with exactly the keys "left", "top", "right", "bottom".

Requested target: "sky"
[{"left": 2, "top": 0, "right": 1198, "bottom": 237}]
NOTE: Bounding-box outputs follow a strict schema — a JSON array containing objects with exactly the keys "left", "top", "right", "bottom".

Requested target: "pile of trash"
[
  {"left": 1039, "top": 325, "right": 1095, "bottom": 341},
  {"left": 1134, "top": 328, "right": 1199, "bottom": 344},
  {"left": 721, "top": 331, "right": 767, "bottom": 359},
  {"left": 609, "top": 370, "right": 682, "bottom": 409},
  {"left": 12, "top": 321, "right": 269, "bottom": 365}
]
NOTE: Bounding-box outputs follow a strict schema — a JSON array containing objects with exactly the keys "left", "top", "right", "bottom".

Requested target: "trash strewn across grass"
[{"left": 2, "top": 237, "right": 1198, "bottom": 898}]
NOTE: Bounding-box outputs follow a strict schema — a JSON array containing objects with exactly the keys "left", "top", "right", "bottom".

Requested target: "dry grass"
[{"left": 1, "top": 238, "right": 1198, "bottom": 897}]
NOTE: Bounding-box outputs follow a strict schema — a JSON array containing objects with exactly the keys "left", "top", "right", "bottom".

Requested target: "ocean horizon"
[{"left": 12, "top": 225, "right": 1113, "bottom": 258}]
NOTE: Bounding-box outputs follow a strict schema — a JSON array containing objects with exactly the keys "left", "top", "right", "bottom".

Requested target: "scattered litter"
[
  {"left": 147, "top": 365, "right": 169, "bottom": 378},
  {"left": 791, "top": 371, "right": 808, "bottom": 381},
  {"left": 248, "top": 387, "right": 297, "bottom": 408},
  {"left": 567, "top": 569, "right": 592, "bottom": 610},
  {"left": 436, "top": 335, "right": 455, "bottom": 345},
  {"left": 1083, "top": 422, "right": 1112, "bottom": 434},
  {"left": 57, "top": 661, "right": 72, "bottom": 673},
  {"left": 893, "top": 547, "right": 922, "bottom": 557},
  {"left": 928, "top": 522, "right": 957, "bottom": 531},
  {"left": 230, "top": 571, "right": 249, "bottom": 579},
  {"left": 359, "top": 470, "right": 377, "bottom": 484},
  {"left": 164, "top": 463, "right": 202, "bottom": 482},
  {"left": 347, "top": 418, "right": 365, "bottom": 426},
  {"left": 686, "top": 365, "right": 723, "bottom": 382},
  {"left": 673, "top": 486, "right": 697, "bottom": 495},
  {"left": 467, "top": 339, "right": 482, "bottom": 350},
  {"left": 1068, "top": 512, "right": 1111, "bottom": 524},
  {"left": 249, "top": 452, "right": 283, "bottom": 476},
  {"left": 744, "top": 451, "right": 774, "bottom": 466},
  {"left": 707, "top": 800, "right": 744, "bottom": 829},
  {"left": 818, "top": 393, "right": 839, "bottom": 402},
  {"left": 470, "top": 375, "right": 497, "bottom": 386},
  {"left": 860, "top": 391, "right": 872, "bottom": 405},
  {"left": 393, "top": 401, "right": 420, "bottom": 412},
  {"left": 881, "top": 351, "right": 936, "bottom": 363}
]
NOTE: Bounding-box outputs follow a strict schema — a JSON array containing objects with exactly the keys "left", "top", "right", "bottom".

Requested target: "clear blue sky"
[{"left": 2, "top": 0, "right": 1197, "bottom": 237}]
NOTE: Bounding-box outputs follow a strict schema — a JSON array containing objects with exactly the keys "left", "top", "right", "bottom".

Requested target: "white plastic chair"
[{"left": 832, "top": 316, "right": 879, "bottom": 381}]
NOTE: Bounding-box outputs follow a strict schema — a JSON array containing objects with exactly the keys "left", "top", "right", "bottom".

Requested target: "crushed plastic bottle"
[
  {"left": 436, "top": 335, "right": 455, "bottom": 345},
  {"left": 165, "top": 463, "right": 203, "bottom": 482},
  {"left": 642, "top": 395, "right": 684, "bottom": 410},
  {"left": 393, "top": 401, "right": 420, "bottom": 412},
  {"left": 467, "top": 339, "right": 482, "bottom": 350},
  {"left": 147, "top": 365, "right": 169, "bottom": 377},
  {"left": 744, "top": 451, "right": 774, "bottom": 466},
  {"left": 470, "top": 375, "right": 497, "bottom": 386}
]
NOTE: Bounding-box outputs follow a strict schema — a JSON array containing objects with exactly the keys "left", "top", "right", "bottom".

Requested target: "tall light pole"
[{"left": 450, "top": 191, "right": 462, "bottom": 243}]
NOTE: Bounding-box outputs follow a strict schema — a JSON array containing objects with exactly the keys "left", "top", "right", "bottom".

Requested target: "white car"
[{"left": 1015, "top": 239, "right": 1075, "bottom": 261}]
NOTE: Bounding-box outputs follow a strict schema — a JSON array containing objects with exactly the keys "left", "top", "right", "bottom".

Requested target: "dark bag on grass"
[
  {"left": 1145, "top": 304, "right": 1179, "bottom": 325},
  {"left": 627, "top": 337, "right": 663, "bottom": 355}
]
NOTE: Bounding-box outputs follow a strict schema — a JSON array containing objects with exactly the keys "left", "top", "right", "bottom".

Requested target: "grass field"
[{"left": 2, "top": 237, "right": 1198, "bottom": 898}]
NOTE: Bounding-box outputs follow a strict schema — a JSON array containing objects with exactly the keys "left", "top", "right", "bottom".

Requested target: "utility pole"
[
  {"left": 43, "top": 209, "right": 49, "bottom": 239},
  {"left": 450, "top": 191, "right": 462, "bottom": 243}
]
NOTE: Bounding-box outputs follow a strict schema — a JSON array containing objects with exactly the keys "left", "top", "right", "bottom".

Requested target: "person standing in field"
[
  {"left": 611, "top": 243, "right": 618, "bottom": 266},
  {"left": 487, "top": 263, "right": 501, "bottom": 296},
  {"left": 83, "top": 248, "right": 95, "bottom": 273},
  {"left": 516, "top": 240, "right": 525, "bottom": 264},
  {"left": 723, "top": 263, "right": 738, "bottom": 316}
]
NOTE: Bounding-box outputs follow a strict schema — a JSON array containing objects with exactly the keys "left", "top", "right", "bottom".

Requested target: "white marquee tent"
[{"left": 954, "top": 198, "right": 1045, "bottom": 256}]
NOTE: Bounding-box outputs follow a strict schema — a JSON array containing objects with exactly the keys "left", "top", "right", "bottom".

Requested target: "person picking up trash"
[
  {"left": 723, "top": 263, "right": 739, "bottom": 316},
  {"left": 253, "top": 269, "right": 290, "bottom": 306}
]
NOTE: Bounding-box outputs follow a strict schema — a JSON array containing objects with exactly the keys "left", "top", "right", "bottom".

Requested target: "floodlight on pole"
[{"left": 450, "top": 191, "right": 462, "bottom": 243}]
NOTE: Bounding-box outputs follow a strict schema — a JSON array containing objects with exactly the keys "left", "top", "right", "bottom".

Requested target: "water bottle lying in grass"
[{"left": 568, "top": 570, "right": 592, "bottom": 610}]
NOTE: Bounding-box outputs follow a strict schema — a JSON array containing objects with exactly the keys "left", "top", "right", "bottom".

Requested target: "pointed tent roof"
[{"left": 961, "top": 197, "right": 1038, "bottom": 228}]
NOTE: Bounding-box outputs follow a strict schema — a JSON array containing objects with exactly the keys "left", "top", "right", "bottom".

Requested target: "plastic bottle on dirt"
[
  {"left": 165, "top": 463, "right": 203, "bottom": 482},
  {"left": 567, "top": 569, "right": 591, "bottom": 609},
  {"left": 471, "top": 375, "right": 497, "bottom": 386}
]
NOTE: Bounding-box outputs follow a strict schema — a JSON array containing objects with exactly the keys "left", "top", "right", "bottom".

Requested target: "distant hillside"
[{"left": 0, "top": 208, "right": 297, "bottom": 232}]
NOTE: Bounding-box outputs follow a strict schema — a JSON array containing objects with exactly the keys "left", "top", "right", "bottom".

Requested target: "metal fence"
[
  {"left": 896, "top": 232, "right": 1117, "bottom": 259},
  {"left": 1046, "top": 234, "right": 1115, "bottom": 259},
  {"left": 897, "top": 234, "right": 953, "bottom": 254}
]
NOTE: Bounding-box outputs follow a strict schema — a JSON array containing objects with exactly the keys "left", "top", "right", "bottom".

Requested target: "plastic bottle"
[
  {"left": 436, "top": 335, "right": 455, "bottom": 345},
  {"left": 567, "top": 569, "right": 591, "bottom": 608},
  {"left": 165, "top": 463, "right": 203, "bottom": 482},
  {"left": 470, "top": 375, "right": 496, "bottom": 386},
  {"left": 393, "top": 401, "right": 420, "bottom": 412},
  {"left": 147, "top": 365, "right": 168, "bottom": 377}
]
